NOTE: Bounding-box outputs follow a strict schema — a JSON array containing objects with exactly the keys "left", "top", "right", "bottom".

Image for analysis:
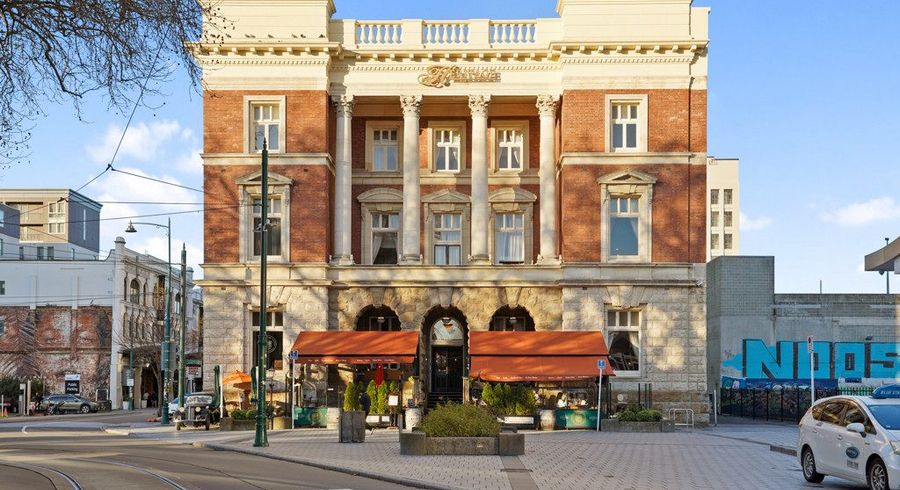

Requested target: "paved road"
[{"left": 0, "top": 427, "right": 411, "bottom": 490}]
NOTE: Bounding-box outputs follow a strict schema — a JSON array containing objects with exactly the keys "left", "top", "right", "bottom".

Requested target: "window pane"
[
  {"left": 255, "top": 126, "right": 265, "bottom": 151},
  {"left": 608, "top": 330, "right": 640, "bottom": 372},
  {"left": 630, "top": 311, "right": 640, "bottom": 326},
  {"left": 724, "top": 189, "right": 733, "bottom": 205},
  {"left": 711, "top": 212, "right": 719, "bottom": 227},
  {"left": 711, "top": 233, "right": 720, "bottom": 249},
  {"left": 499, "top": 147, "right": 508, "bottom": 168},
  {"left": 611, "top": 105, "right": 618, "bottom": 119},
  {"left": 612, "top": 124, "right": 623, "bottom": 148},
  {"left": 268, "top": 124, "right": 279, "bottom": 150},
  {"left": 511, "top": 147, "right": 521, "bottom": 169},
  {"left": 610, "top": 216, "right": 639, "bottom": 256},
  {"left": 373, "top": 232, "right": 398, "bottom": 264},
  {"left": 710, "top": 190, "right": 719, "bottom": 205},
  {"left": 607, "top": 311, "right": 616, "bottom": 326},
  {"left": 625, "top": 124, "right": 637, "bottom": 148},
  {"left": 449, "top": 147, "right": 459, "bottom": 170},
  {"left": 724, "top": 234, "right": 733, "bottom": 250},
  {"left": 724, "top": 211, "right": 733, "bottom": 227},
  {"left": 267, "top": 218, "right": 281, "bottom": 255},
  {"left": 389, "top": 214, "right": 400, "bottom": 229},
  {"left": 448, "top": 245, "right": 460, "bottom": 265},
  {"left": 387, "top": 146, "right": 397, "bottom": 170},
  {"left": 436, "top": 149, "right": 446, "bottom": 170},
  {"left": 434, "top": 245, "right": 447, "bottom": 265}
]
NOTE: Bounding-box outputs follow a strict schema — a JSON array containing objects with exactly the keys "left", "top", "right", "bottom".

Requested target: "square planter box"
[
  {"left": 219, "top": 418, "right": 256, "bottom": 431},
  {"left": 400, "top": 431, "right": 524, "bottom": 456},
  {"left": 601, "top": 418, "right": 675, "bottom": 433}
]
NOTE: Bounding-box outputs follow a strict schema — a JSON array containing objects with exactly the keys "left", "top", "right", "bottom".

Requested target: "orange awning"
[
  {"left": 469, "top": 331, "right": 614, "bottom": 382},
  {"left": 291, "top": 331, "right": 419, "bottom": 365},
  {"left": 223, "top": 370, "right": 252, "bottom": 384}
]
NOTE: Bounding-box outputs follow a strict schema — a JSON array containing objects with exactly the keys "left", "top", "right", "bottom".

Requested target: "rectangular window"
[
  {"left": 724, "top": 233, "right": 733, "bottom": 250},
  {"left": 47, "top": 246, "right": 54, "bottom": 260},
  {"left": 609, "top": 197, "right": 640, "bottom": 257},
  {"left": 495, "top": 213, "right": 525, "bottom": 264},
  {"left": 711, "top": 211, "right": 719, "bottom": 228},
  {"left": 19, "top": 246, "right": 24, "bottom": 260},
  {"left": 607, "top": 309, "right": 641, "bottom": 376},
  {"left": 0, "top": 281, "right": 5, "bottom": 295},
  {"left": 0, "top": 318, "right": 4, "bottom": 335},
  {"left": 611, "top": 103, "right": 640, "bottom": 151},
  {"left": 36, "top": 246, "right": 44, "bottom": 260},
  {"left": 372, "top": 212, "right": 400, "bottom": 265},
  {"left": 48, "top": 202, "right": 65, "bottom": 234},
  {"left": 724, "top": 211, "right": 733, "bottom": 228},
  {"left": 0, "top": 208, "right": 5, "bottom": 224},
  {"left": 433, "top": 214, "right": 461, "bottom": 265},
  {"left": 710, "top": 233, "right": 720, "bottom": 250},
  {"left": 251, "top": 310, "right": 284, "bottom": 329},
  {"left": 373, "top": 129, "right": 399, "bottom": 171},
  {"left": 82, "top": 209, "right": 87, "bottom": 241},
  {"left": 435, "top": 129, "right": 461, "bottom": 172},
  {"left": 252, "top": 197, "right": 282, "bottom": 257},
  {"left": 251, "top": 330, "right": 284, "bottom": 371},
  {"left": 251, "top": 103, "right": 280, "bottom": 153},
  {"left": 724, "top": 189, "right": 733, "bottom": 206},
  {"left": 710, "top": 189, "right": 719, "bottom": 206},
  {"left": 497, "top": 129, "right": 524, "bottom": 171},
  {"left": 0, "top": 238, "right": 4, "bottom": 257}
]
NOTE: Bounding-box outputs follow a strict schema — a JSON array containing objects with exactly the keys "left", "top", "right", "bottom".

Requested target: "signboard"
[
  {"left": 597, "top": 359, "right": 607, "bottom": 371},
  {"left": 64, "top": 374, "right": 80, "bottom": 395},
  {"left": 289, "top": 350, "right": 299, "bottom": 361},
  {"left": 388, "top": 395, "right": 399, "bottom": 407},
  {"left": 126, "top": 378, "right": 134, "bottom": 387},
  {"left": 186, "top": 366, "right": 201, "bottom": 379},
  {"left": 807, "top": 336, "right": 814, "bottom": 353},
  {"left": 418, "top": 66, "right": 501, "bottom": 88}
]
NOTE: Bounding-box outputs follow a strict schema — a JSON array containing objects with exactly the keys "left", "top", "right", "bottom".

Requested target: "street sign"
[
  {"left": 289, "top": 350, "right": 299, "bottom": 361},
  {"left": 597, "top": 359, "right": 607, "bottom": 371},
  {"left": 126, "top": 378, "right": 134, "bottom": 387},
  {"left": 807, "top": 336, "right": 814, "bottom": 353},
  {"left": 186, "top": 366, "right": 201, "bottom": 379}
]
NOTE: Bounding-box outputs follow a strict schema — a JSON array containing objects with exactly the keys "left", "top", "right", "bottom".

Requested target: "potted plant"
[
  {"left": 481, "top": 383, "right": 538, "bottom": 427},
  {"left": 399, "top": 403, "right": 524, "bottom": 456},
  {"left": 601, "top": 407, "right": 675, "bottom": 432},
  {"left": 339, "top": 381, "right": 365, "bottom": 442}
]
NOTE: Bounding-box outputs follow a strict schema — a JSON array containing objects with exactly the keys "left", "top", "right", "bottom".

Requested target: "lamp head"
[{"left": 125, "top": 221, "right": 137, "bottom": 233}]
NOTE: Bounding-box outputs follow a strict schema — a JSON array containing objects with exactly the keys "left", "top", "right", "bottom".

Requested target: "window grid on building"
[
  {"left": 495, "top": 213, "right": 525, "bottom": 264},
  {"left": 710, "top": 189, "right": 719, "bottom": 206},
  {"left": 607, "top": 309, "right": 641, "bottom": 376},
  {"left": 724, "top": 233, "right": 733, "bottom": 250},
  {"left": 724, "top": 189, "right": 734, "bottom": 206},
  {"left": 433, "top": 213, "right": 462, "bottom": 265},
  {"left": 710, "top": 233, "right": 720, "bottom": 250},
  {"left": 373, "top": 129, "right": 399, "bottom": 171},
  {"left": 372, "top": 212, "right": 400, "bottom": 265},
  {"left": 252, "top": 196, "right": 283, "bottom": 257},
  {"left": 252, "top": 103, "right": 280, "bottom": 152},
  {"left": 609, "top": 197, "right": 640, "bottom": 257},
  {"left": 48, "top": 202, "right": 65, "bottom": 234},
  {"left": 724, "top": 211, "right": 733, "bottom": 228},
  {"left": 435, "top": 129, "right": 461, "bottom": 172},
  {"left": 497, "top": 128, "right": 524, "bottom": 170},
  {"left": 611, "top": 103, "right": 640, "bottom": 151}
]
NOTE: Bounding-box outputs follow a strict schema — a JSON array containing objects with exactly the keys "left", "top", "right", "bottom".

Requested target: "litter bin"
[{"left": 123, "top": 401, "right": 131, "bottom": 411}]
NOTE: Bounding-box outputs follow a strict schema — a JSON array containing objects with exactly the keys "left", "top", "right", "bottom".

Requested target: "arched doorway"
[
  {"left": 423, "top": 307, "right": 467, "bottom": 401},
  {"left": 355, "top": 305, "right": 401, "bottom": 331},
  {"left": 489, "top": 305, "right": 535, "bottom": 331}
]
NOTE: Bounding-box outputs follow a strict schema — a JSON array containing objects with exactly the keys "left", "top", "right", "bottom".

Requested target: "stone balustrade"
[{"left": 337, "top": 18, "right": 560, "bottom": 49}]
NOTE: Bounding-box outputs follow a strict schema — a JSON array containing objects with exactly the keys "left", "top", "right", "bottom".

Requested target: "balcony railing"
[{"left": 339, "top": 18, "right": 558, "bottom": 49}]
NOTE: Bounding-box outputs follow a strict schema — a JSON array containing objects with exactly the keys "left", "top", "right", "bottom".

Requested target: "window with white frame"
[
  {"left": 373, "top": 128, "right": 399, "bottom": 171},
  {"left": 433, "top": 214, "right": 461, "bottom": 265},
  {"left": 609, "top": 197, "right": 640, "bottom": 258},
  {"left": 251, "top": 103, "right": 281, "bottom": 153},
  {"left": 724, "top": 233, "right": 733, "bottom": 250},
  {"left": 495, "top": 213, "right": 525, "bottom": 264},
  {"left": 497, "top": 128, "right": 524, "bottom": 171},
  {"left": 724, "top": 189, "right": 734, "bottom": 206},
  {"left": 611, "top": 103, "right": 640, "bottom": 151},
  {"left": 434, "top": 129, "right": 461, "bottom": 172},
  {"left": 251, "top": 310, "right": 284, "bottom": 371},
  {"left": 724, "top": 211, "right": 733, "bottom": 228},
  {"left": 372, "top": 212, "right": 400, "bottom": 265},
  {"left": 607, "top": 309, "right": 641, "bottom": 376},
  {"left": 710, "top": 233, "right": 720, "bottom": 250},
  {"left": 711, "top": 211, "right": 719, "bottom": 228},
  {"left": 48, "top": 202, "right": 65, "bottom": 234},
  {"left": 710, "top": 189, "right": 719, "bottom": 206},
  {"left": 252, "top": 197, "right": 282, "bottom": 257}
]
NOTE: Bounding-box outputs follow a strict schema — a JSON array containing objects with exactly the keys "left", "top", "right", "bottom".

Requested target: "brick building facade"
[{"left": 197, "top": 0, "right": 710, "bottom": 419}]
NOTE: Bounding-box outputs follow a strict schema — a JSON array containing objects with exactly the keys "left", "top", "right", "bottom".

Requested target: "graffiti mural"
[{"left": 722, "top": 339, "right": 900, "bottom": 388}]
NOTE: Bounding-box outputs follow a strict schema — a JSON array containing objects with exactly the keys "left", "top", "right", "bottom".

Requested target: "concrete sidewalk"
[{"left": 700, "top": 420, "right": 800, "bottom": 456}]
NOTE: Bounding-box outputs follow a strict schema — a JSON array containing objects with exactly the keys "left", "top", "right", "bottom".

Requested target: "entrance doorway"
[
  {"left": 431, "top": 346, "right": 463, "bottom": 393},
  {"left": 424, "top": 307, "right": 467, "bottom": 407}
]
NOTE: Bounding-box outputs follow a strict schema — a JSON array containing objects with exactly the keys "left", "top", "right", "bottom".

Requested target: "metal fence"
[{"left": 720, "top": 386, "right": 874, "bottom": 423}]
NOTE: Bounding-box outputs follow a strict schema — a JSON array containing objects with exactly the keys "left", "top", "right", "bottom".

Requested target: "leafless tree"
[{"left": 0, "top": 0, "right": 229, "bottom": 166}]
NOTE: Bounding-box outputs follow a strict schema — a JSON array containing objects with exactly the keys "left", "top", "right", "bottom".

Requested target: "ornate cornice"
[
  {"left": 536, "top": 95, "right": 559, "bottom": 117},
  {"left": 468, "top": 95, "right": 491, "bottom": 118},
  {"left": 400, "top": 95, "right": 422, "bottom": 117},
  {"left": 332, "top": 95, "right": 354, "bottom": 117}
]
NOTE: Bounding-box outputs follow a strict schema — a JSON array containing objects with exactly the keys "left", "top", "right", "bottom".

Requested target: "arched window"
[
  {"left": 355, "top": 305, "right": 401, "bottom": 331},
  {"left": 490, "top": 306, "right": 535, "bottom": 331},
  {"left": 129, "top": 279, "right": 141, "bottom": 304},
  {"left": 430, "top": 317, "right": 464, "bottom": 346}
]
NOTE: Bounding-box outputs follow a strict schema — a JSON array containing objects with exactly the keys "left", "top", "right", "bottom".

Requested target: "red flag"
[{"left": 375, "top": 364, "right": 385, "bottom": 386}]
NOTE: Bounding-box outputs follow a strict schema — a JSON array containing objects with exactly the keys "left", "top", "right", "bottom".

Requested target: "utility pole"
[
  {"left": 178, "top": 244, "right": 188, "bottom": 408},
  {"left": 254, "top": 141, "right": 270, "bottom": 448}
]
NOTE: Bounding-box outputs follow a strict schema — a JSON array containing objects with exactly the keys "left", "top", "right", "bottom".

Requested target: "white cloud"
[
  {"left": 86, "top": 120, "right": 183, "bottom": 164},
  {"left": 820, "top": 197, "right": 900, "bottom": 226},
  {"left": 740, "top": 212, "right": 773, "bottom": 232},
  {"left": 174, "top": 148, "right": 203, "bottom": 174}
]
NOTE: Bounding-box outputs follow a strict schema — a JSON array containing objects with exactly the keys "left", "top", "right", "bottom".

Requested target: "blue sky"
[{"left": 2, "top": 0, "right": 898, "bottom": 292}]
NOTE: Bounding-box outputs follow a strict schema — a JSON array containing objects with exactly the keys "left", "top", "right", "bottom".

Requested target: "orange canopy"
[
  {"left": 291, "top": 331, "right": 419, "bottom": 365},
  {"left": 223, "top": 370, "right": 252, "bottom": 384},
  {"left": 469, "top": 331, "right": 614, "bottom": 382}
]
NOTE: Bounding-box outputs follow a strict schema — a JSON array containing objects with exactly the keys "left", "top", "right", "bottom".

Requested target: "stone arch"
[
  {"left": 354, "top": 305, "right": 401, "bottom": 332},
  {"left": 489, "top": 305, "right": 536, "bottom": 331}
]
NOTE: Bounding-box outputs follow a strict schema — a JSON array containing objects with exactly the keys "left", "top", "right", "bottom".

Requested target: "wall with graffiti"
[{"left": 722, "top": 339, "right": 900, "bottom": 389}]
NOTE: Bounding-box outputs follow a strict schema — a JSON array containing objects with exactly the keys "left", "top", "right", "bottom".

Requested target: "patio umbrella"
[
  {"left": 223, "top": 370, "right": 251, "bottom": 385},
  {"left": 235, "top": 379, "right": 287, "bottom": 393}
]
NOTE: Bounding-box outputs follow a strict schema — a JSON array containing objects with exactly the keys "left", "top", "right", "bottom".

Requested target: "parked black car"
[
  {"left": 174, "top": 392, "right": 219, "bottom": 431},
  {"left": 37, "top": 394, "right": 100, "bottom": 414}
]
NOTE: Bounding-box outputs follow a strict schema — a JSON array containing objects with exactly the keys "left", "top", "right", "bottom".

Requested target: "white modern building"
[{"left": 706, "top": 157, "right": 740, "bottom": 261}]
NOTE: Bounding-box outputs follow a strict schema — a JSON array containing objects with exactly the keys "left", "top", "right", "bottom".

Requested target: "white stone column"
[
  {"left": 400, "top": 95, "right": 423, "bottom": 264},
  {"left": 109, "top": 236, "right": 126, "bottom": 409},
  {"left": 536, "top": 95, "right": 561, "bottom": 265},
  {"left": 331, "top": 95, "right": 354, "bottom": 265},
  {"left": 468, "top": 95, "right": 491, "bottom": 264}
]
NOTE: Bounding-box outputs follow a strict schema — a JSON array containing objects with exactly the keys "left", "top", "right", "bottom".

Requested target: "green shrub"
[
  {"left": 366, "top": 381, "right": 377, "bottom": 413},
  {"left": 616, "top": 408, "right": 663, "bottom": 422},
  {"left": 374, "top": 382, "right": 388, "bottom": 415},
  {"left": 343, "top": 382, "right": 359, "bottom": 412},
  {"left": 481, "top": 383, "right": 537, "bottom": 416},
  {"left": 419, "top": 403, "right": 501, "bottom": 438}
]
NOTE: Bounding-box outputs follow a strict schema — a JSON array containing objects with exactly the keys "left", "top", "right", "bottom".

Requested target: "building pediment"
[
  {"left": 596, "top": 169, "right": 657, "bottom": 186},
  {"left": 235, "top": 170, "right": 293, "bottom": 186},
  {"left": 489, "top": 187, "right": 537, "bottom": 203},
  {"left": 423, "top": 189, "right": 470, "bottom": 204},
  {"left": 357, "top": 187, "right": 404, "bottom": 203}
]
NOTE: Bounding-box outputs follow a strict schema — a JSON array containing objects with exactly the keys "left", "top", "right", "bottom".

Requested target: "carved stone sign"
[{"left": 418, "top": 66, "right": 500, "bottom": 88}]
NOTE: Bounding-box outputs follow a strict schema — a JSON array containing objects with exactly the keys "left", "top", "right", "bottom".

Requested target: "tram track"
[{"left": 0, "top": 461, "right": 82, "bottom": 490}]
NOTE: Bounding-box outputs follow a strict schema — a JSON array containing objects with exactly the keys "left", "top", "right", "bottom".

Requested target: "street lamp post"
[
  {"left": 254, "top": 141, "right": 270, "bottom": 448},
  {"left": 126, "top": 217, "right": 174, "bottom": 425}
]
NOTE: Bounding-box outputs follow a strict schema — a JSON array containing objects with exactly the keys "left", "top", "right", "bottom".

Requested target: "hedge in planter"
[
  {"left": 401, "top": 403, "right": 523, "bottom": 455},
  {"left": 420, "top": 403, "right": 500, "bottom": 437}
]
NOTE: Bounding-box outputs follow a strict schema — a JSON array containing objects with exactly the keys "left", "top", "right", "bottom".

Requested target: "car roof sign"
[{"left": 871, "top": 385, "right": 900, "bottom": 399}]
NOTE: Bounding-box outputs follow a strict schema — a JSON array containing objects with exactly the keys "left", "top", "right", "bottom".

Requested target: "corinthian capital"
[
  {"left": 400, "top": 95, "right": 423, "bottom": 117},
  {"left": 536, "top": 95, "right": 559, "bottom": 117},
  {"left": 332, "top": 95, "right": 354, "bottom": 117},
  {"left": 468, "top": 95, "right": 491, "bottom": 118}
]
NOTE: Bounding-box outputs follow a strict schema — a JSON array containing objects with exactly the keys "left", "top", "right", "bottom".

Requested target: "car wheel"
[
  {"left": 80, "top": 404, "right": 90, "bottom": 414},
  {"left": 869, "top": 457, "right": 889, "bottom": 490},
  {"left": 175, "top": 422, "right": 181, "bottom": 431},
  {"left": 205, "top": 419, "right": 210, "bottom": 431},
  {"left": 802, "top": 447, "right": 825, "bottom": 484}
]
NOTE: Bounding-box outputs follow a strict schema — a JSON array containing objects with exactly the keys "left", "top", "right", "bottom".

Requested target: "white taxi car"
[{"left": 799, "top": 385, "right": 900, "bottom": 490}]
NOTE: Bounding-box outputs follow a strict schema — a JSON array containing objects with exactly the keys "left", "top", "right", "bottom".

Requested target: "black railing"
[{"left": 719, "top": 386, "right": 874, "bottom": 423}]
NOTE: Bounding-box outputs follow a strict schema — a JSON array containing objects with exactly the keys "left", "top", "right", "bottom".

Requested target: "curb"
[
  {"left": 769, "top": 444, "right": 797, "bottom": 457},
  {"left": 194, "top": 440, "right": 464, "bottom": 490}
]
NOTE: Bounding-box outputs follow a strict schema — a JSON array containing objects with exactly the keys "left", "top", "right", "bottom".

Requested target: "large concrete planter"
[
  {"left": 340, "top": 411, "right": 366, "bottom": 443},
  {"left": 400, "top": 431, "right": 524, "bottom": 456},
  {"left": 601, "top": 418, "right": 675, "bottom": 433},
  {"left": 219, "top": 418, "right": 256, "bottom": 431}
]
